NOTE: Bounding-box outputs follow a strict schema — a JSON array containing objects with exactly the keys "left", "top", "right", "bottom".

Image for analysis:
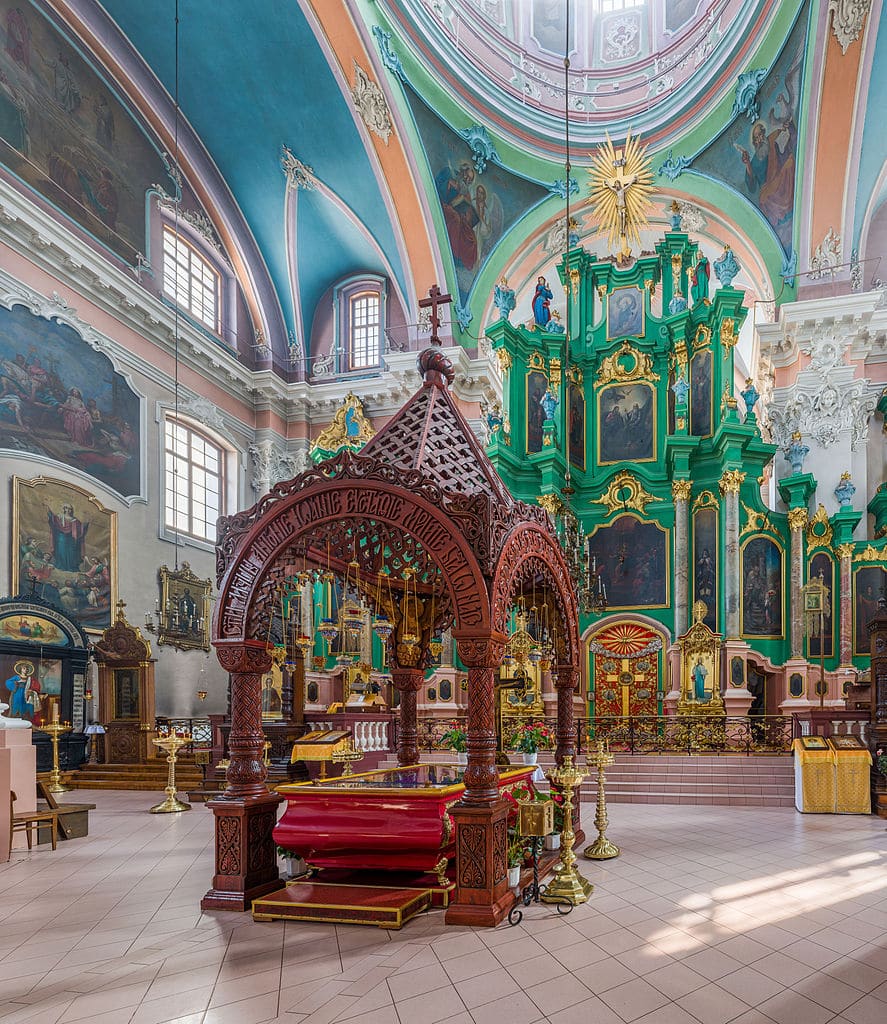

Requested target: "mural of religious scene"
[
  {"left": 0, "top": 0, "right": 173, "bottom": 262},
  {"left": 13, "top": 476, "right": 116, "bottom": 631},
  {"left": 568, "top": 383, "right": 585, "bottom": 471},
  {"left": 607, "top": 287, "right": 644, "bottom": 339},
  {"left": 526, "top": 369, "right": 548, "bottom": 453},
  {"left": 1, "top": 652, "right": 61, "bottom": 726},
  {"left": 0, "top": 303, "right": 142, "bottom": 496},
  {"left": 808, "top": 552, "right": 834, "bottom": 658},
  {"left": 741, "top": 536, "right": 783, "bottom": 637},
  {"left": 693, "top": 507, "right": 718, "bottom": 631},
  {"left": 0, "top": 611, "right": 68, "bottom": 645},
  {"left": 403, "top": 85, "right": 548, "bottom": 305},
  {"left": 690, "top": 348, "right": 712, "bottom": 437},
  {"left": 854, "top": 564, "right": 887, "bottom": 655},
  {"left": 692, "top": 8, "right": 806, "bottom": 253},
  {"left": 598, "top": 382, "right": 654, "bottom": 463},
  {"left": 588, "top": 516, "right": 668, "bottom": 609}
]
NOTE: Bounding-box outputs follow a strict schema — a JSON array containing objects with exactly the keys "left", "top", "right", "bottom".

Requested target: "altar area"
[{"left": 203, "top": 338, "right": 581, "bottom": 928}]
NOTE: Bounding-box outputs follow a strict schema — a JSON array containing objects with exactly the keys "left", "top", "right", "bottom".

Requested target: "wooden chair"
[{"left": 9, "top": 791, "right": 59, "bottom": 854}]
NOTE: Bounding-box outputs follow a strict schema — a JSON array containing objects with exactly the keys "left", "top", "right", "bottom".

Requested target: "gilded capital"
[
  {"left": 495, "top": 348, "right": 512, "bottom": 374},
  {"left": 672, "top": 479, "right": 692, "bottom": 502},
  {"left": 787, "top": 507, "right": 808, "bottom": 532},
  {"left": 836, "top": 542, "right": 855, "bottom": 559},
  {"left": 719, "top": 469, "right": 746, "bottom": 494}
]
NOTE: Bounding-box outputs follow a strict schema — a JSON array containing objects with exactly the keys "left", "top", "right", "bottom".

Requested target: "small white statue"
[{"left": 0, "top": 700, "right": 32, "bottom": 729}]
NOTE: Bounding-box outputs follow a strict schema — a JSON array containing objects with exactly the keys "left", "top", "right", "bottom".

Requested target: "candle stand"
[
  {"left": 584, "top": 739, "right": 620, "bottom": 860},
  {"left": 43, "top": 720, "right": 72, "bottom": 794},
  {"left": 541, "top": 756, "right": 593, "bottom": 906},
  {"left": 150, "top": 731, "right": 192, "bottom": 813}
]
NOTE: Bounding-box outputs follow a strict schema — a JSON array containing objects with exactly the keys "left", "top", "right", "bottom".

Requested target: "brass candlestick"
[
  {"left": 150, "top": 732, "right": 192, "bottom": 813},
  {"left": 331, "top": 740, "right": 363, "bottom": 777},
  {"left": 43, "top": 720, "right": 72, "bottom": 794},
  {"left": 541, "top": 756, "right": 593, "bottom": 905},
  {"left": 584, "top": 739, "right": 620, "bottom": 860}
]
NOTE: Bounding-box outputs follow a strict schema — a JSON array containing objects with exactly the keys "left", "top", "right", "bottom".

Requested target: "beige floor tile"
[
  {"left": 524, "top": 973, "right": 593, "bottom": 1016},
  {"left": 676, "top": 982, "right": 751, "bottom": 1024},
  {"left": 468, "top": 990, "right": 544, "bottom": 1024},
  {"left": 755, "top": 988, "right": 834, "bottom": 1024},
  {"left": 393, "top": 985, "right": 467, "bottom": 1024},
  {"left": 644, "top": 961, "right": 710, "bottom": 1000}
]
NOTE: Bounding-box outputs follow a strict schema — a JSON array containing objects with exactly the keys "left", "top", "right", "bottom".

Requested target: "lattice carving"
[
  {"left": 458, "top": 823, "right": 487, "bottom": 888},
  {"left": 247, "top": 812, "right": 277, "bottom": 873},
  {"left": 217, "top": 817, "right": 241, "bottom": 875}
]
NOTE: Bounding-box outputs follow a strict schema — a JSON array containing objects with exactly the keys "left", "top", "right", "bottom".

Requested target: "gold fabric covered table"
[
  {"left": 792, "top": 737, "right": 835, "bottom": 813},
  {"left": 830, "top": 738, "right": 872, "bottom": 814}
]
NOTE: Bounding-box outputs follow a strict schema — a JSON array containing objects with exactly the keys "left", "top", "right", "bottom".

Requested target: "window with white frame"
[
  {"left": 164, "top": 418, "right": 225, "bottom": 542},
  {"left": 349, "top": 290, "right": 381, "bottom": 370},
  {"left": 162, "top": 226, "right": 220, "bottom": 332}
]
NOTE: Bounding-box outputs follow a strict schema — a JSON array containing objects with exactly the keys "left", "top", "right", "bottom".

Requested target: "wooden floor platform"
[{"left": 252, "top": 880, "right": 433, "bottom": 929}]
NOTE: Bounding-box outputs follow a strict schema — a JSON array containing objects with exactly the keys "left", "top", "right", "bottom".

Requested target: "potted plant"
[
  {"left": 509, "top": 721, "right": 555, "bottom": 765},
  {"left": 507, "top": 830, "right": 525, "bottom": 888},
  {"left": 276, "top": 845, "right": 307, "bottom": 879},
  {"left": 546, "top": 790, "right": 566, "bottom": 850},
  {"left": 440, "top": 723, "right": 468, "bottom": 764}
]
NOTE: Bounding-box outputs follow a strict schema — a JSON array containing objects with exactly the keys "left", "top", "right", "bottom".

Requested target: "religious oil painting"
[
  {"left": 0, "top": 302, "right": 142, "bottom": 497},
  {"left": 404, "top": 84, "right": 548, "bottom": 305},
  {"left": 12, "top": 476, "right": 117, "bottom": 633},
  {"left": 568, "top": 383, "right": 585, "bottom": 471},
  {"left": 0, "top": 0, "right": 173, "bottom": 263},
  {"left": 854, "top": 564, "right": 887, "bottom": 655},
  {"left": 690, "top": 348, "right": 713, "bottom": 437},
  {"left": 692, "top": 9, "right": 806, "bottom": 253},
  {"left": 113, "top": 667, "right": 139, "bottom": 719},
  {"left": 261, "top": 662, "right": 284, "bottom": 720},
  {"left": 1, "top": 652, "right": 61, "bottom": 726},
  {"left": 598, "top": 382, "right": 655, "bottom": 464},
  {"left": 693, "top": 507, "right": 718, "bottom": 631},
  {"left": 587, "top": 515, "right": 668, "bottom": 609},
  {"left": 808, "top": 552, "right": 834, "bottom": 659},
  {"left": 157, "top": 563, "right": 211, "bottom": 652},
  {"left": 741, "top": 536, "right": 783, "bottom": 637},
  {"left": 0, "top": 612, "right": 68, "bottom": 645},
  {"left": 684, "top": 650, "right": 715, "bottom": 704},
  {"left": 606, "top": 287, "right": 644, "bottom": 339},
  {"left": 526, "top": 369, "right": 549, "bottom": 454}
]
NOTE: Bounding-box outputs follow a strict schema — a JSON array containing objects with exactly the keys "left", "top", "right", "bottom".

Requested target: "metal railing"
[
  {"left": 412, "top": 713, "right": 795, "bottom": 756},
  {"left": 154, "top": 717, "right": 212, "bottom": 749}
]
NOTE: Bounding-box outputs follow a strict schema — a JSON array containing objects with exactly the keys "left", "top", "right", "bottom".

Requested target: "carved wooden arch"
[
  {"left": 490, "top": 523, "right": 580, "bottom": 666},
  {"left": 213, "top": 476, "right": 492, "bottom": 647}
]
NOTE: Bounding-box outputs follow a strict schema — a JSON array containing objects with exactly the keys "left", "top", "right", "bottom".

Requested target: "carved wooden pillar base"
[
  {"left": 445, "top": 798, "right": 512, "bottom": 928},
  {"left": 201, "top": 791, "right": 284, "bottom": 911},
  {"left": 391, "top": 668, "right": 423, "bottom": 766}
]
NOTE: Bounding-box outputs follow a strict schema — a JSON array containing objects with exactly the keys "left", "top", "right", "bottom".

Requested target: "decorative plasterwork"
[
  {"left": 731, "top": 68, "right": 768, "bottom": 121},
  {"left": 248, "top": 439, "right": 307, "bottom": 494},
  {"left": 312, "top": 392, "right": 376, "bottom": 455},
  {"left": 352, "top": 62, "right": 393, "bottom": 144},
  {"left": 592, "top": 472, "right": 660, "bottom": 515},
  {"left": 155, "top": 192, "right": 227, "bottom": 259},
  {"left": 806, "top": 504, "right": 834, "bottom": 548},
  {"left": 372, "top": 25, "right": 406, "bottom": 81},
  {"left": 740, "top": 501, "right": 777, "bottom": 537},
  {"left": 596, "top": 342, "right": 659, "bottom": 386},
  {"left": 809, "top": 228, "right": 842, "bottom": 279},
  {"left": 692, "top": 489, "right": 720, "bottom": 511},
  {"left": 280, "top": 145, "right": 317, "bottom": 191},
  {"left": 828, "top": 0, "right": 872, "bottom": 54},
  {"left": 542, "top": 215, "right": 582, "bottom": 258},
  {"left": 177, "top": 394, "right": 227, "bottom": 435},
  {"left": 854, "top": 544, "right": 886, "bottom": 562},
  {"left": 456, "top": 124, "right": 502, "bottom": 174},
  {"left": 672, "top": 201, "right": 707, "bottom": 232},
  {"left": 657, "top": 151, "right": 691, "bottom": 181}
]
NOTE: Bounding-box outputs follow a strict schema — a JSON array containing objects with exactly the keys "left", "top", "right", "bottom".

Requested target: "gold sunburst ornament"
[{"left": 588, "top": 131, "right": 654, "bottom": 264}]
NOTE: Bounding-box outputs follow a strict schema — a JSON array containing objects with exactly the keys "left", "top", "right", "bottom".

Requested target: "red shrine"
[{"left": 203, "top": 339, "right": 580, "bottom": 928}]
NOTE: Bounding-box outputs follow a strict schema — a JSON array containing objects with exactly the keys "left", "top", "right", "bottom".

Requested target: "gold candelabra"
[
  {"left": 43, "top": 719, "right": 72, "bottom": 794},
  {"left": 331, "top": 740, "right": 363, "bottom": 777},
  {"left": 150, "top": 731, "right": 192, "bottom": 813},
  {"left": 584, "top": 739, "right": 620, "bottom": 860},
  {"left": 541, "top": 756, "right": 593, "bottom": 905}
]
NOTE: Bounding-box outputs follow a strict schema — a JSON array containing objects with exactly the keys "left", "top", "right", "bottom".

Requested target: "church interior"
[{"left": 1, "top": 1, "right": 887, "bottom": 1022}]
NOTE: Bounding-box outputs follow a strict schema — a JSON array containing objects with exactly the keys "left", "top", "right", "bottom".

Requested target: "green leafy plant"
[
  {"left": 440, "top": 723, "right": 467, "bottom": 753},
  {"left": 509, "top": 721, "right": 555, "bottom": 754},
  {"left": 876, "top": 747, "right": 887, "bottom": 777},
  {"left": 507, "top": 828, "right": 527, "bottom": 868},
  {"left": 276, "top": 845, "right": 300, "bottom": 859}
]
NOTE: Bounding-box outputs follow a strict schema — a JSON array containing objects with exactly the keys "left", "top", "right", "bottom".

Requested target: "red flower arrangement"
[{"left": 509, "top": 721, "right": 555, "bottom": 754}]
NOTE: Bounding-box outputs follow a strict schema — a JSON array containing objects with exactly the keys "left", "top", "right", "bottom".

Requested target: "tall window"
[
  {"left": 162, "top": 226, "right": 220, "bottom": 332},
  {"left": 349, "top": 290, "right": 381, "bottom": 370},
  {"left": 164, "top": 419, "right": 224, "bottom": 542}
]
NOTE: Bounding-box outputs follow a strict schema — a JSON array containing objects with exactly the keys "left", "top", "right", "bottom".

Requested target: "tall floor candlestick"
[
  {"left": 150, "top": 732, "right": 192, "bottom": 813},
  {"left": 43, "top": 720, "right": 72, "bottom": 794},
  {"left": 541, "top": 756, "right": 593, "bottom": 905},
  {"left": 584, "top": 740, "right": 620, "bottom": 860}
]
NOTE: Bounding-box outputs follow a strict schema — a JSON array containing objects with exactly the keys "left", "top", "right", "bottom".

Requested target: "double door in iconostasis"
[{"left": 588, "top": 621, "right": 664, "bottom": 717}]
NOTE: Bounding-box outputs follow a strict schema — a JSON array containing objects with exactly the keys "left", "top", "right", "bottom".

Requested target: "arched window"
[
  {"left": 164, "top": 418, "right": 226, "bottom": 542},
  {"left": 162, "top": 226, "right": 221, "bottom": 333},
  {"left": 333, "top": 275, "right": 386, "bottom": 373}
]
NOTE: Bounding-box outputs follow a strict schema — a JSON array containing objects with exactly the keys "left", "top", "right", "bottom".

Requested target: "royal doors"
[{"left": 589, "top": 621, "right": 664, "bottom": 717}]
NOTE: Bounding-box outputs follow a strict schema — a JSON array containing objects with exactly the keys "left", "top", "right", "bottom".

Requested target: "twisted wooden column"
[
  {"left": 555, "top": 664, "right": 578, "bottom": 766},
  {"left": 459, "top": 635, "right": 506, "bottom": 805},
  {"left": 391, "top": 668, "right": 424, "bottom": 766}
]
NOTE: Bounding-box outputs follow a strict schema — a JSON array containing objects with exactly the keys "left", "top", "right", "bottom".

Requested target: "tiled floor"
[{"left": 1, "top": 791, "right": 885, "bottom": 1024}]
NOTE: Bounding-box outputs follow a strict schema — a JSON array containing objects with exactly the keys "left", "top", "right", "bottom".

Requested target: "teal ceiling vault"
[{"left": 99, "top": 0, "right": 407, "bottom": 345}]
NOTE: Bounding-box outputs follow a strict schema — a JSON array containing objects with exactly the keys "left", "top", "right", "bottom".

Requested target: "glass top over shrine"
[{"left": 277, "top": 763, "right": 533, "bottom": 796}]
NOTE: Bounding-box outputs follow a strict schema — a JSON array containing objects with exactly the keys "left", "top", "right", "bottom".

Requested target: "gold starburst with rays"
[{"left": 588, "top": 131, "right": 655, "bottom": 263}]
